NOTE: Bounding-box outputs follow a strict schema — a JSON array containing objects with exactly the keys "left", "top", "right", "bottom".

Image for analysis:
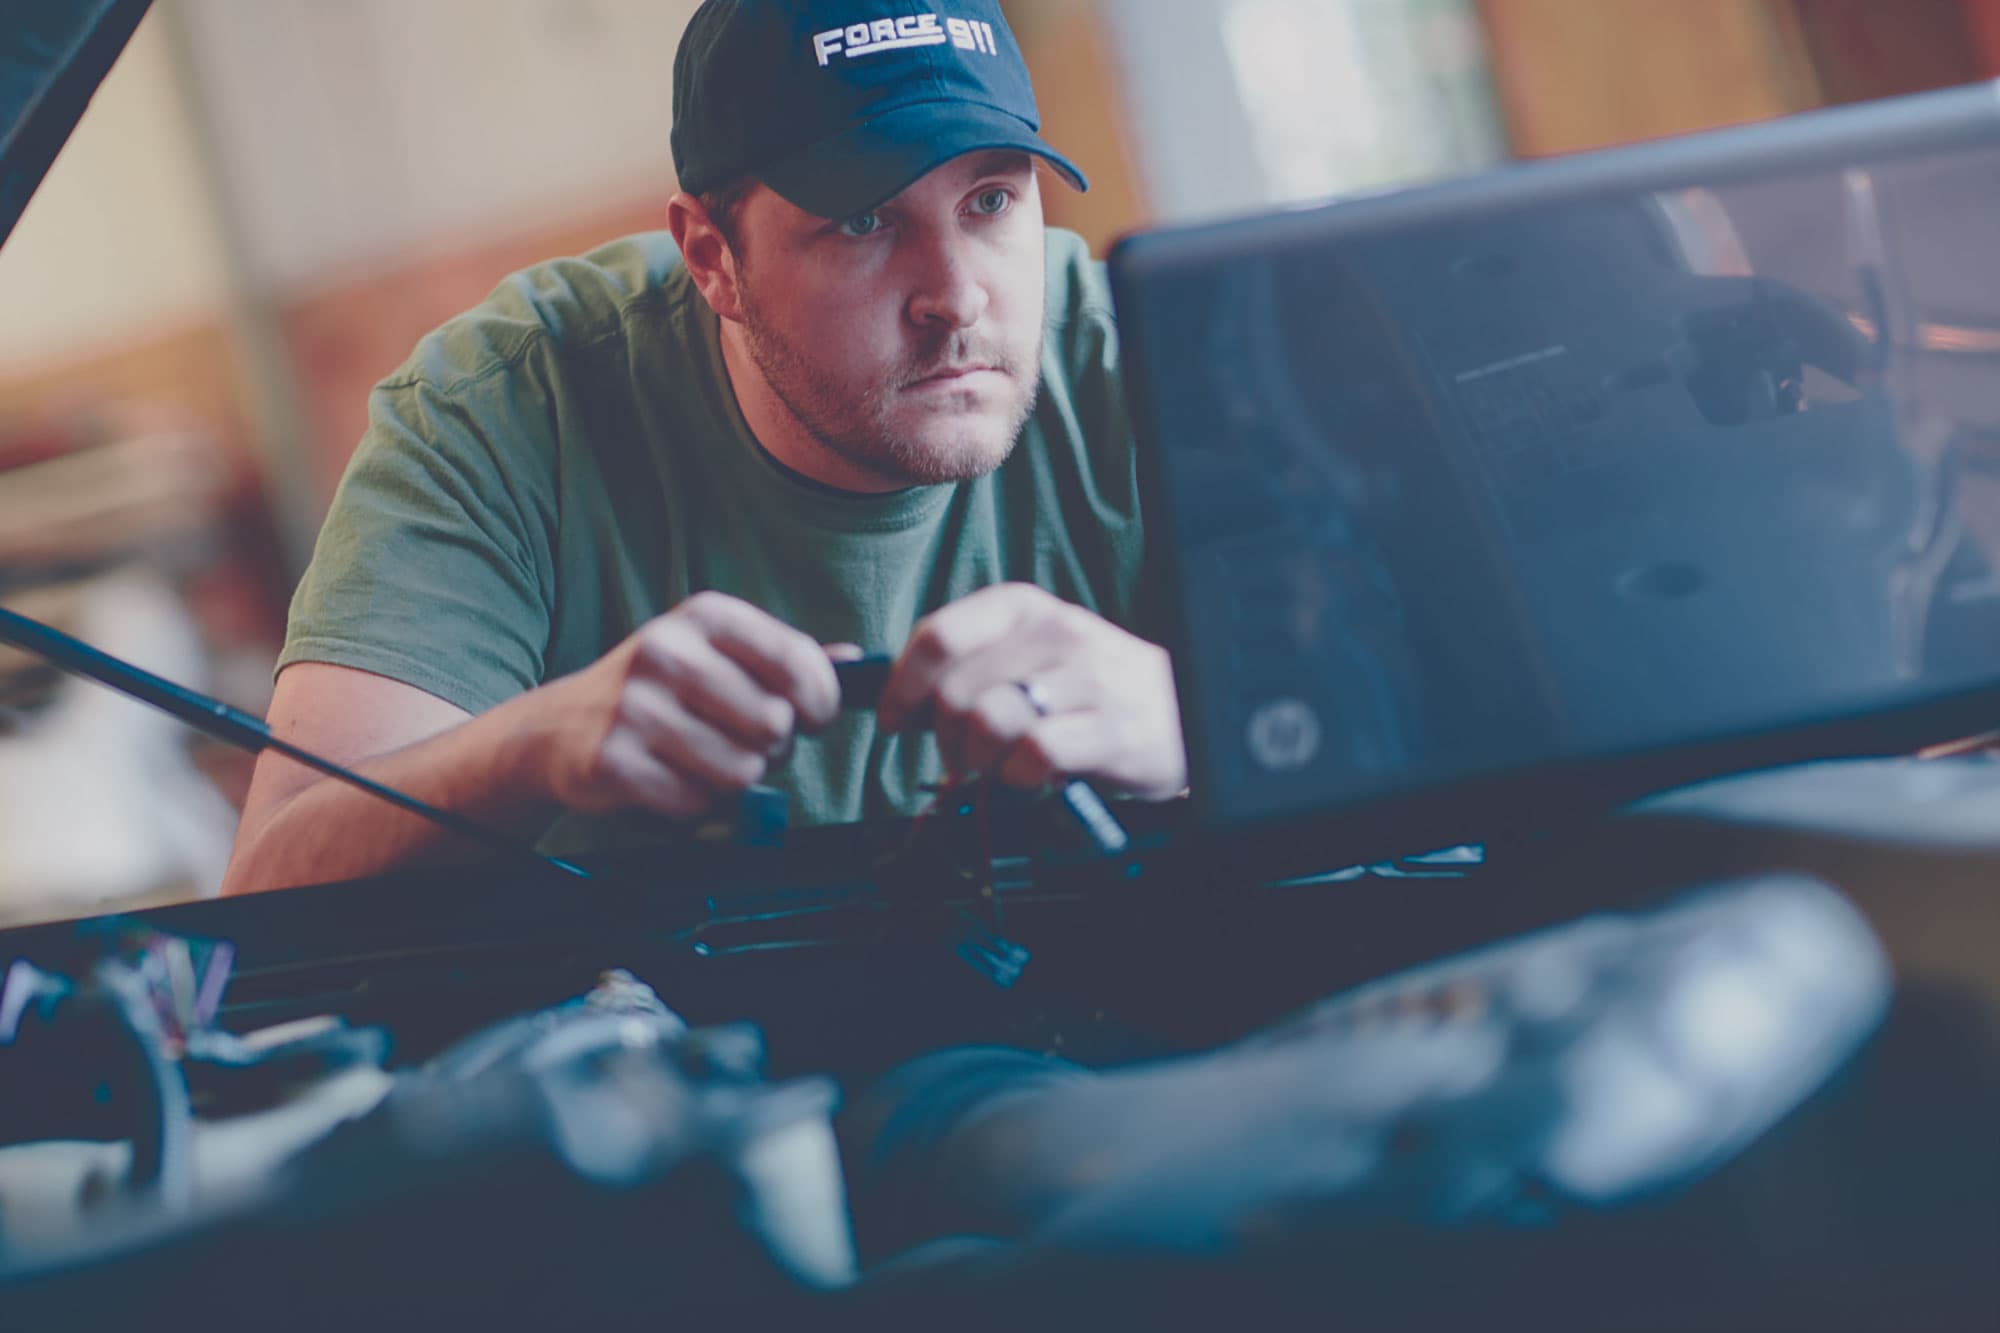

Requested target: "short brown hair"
[{"left": 697, "top": 175, "right": 756, "bottom": 252}]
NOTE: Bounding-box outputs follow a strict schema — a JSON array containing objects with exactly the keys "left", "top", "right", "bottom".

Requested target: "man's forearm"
[{"left": 220, "top": 691, "right": 561, "bottom": 895}]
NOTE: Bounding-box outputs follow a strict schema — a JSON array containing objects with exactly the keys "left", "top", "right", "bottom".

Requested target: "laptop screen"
[{"left": 1112, "top": 83, "right": 2000, "bottom": 843}]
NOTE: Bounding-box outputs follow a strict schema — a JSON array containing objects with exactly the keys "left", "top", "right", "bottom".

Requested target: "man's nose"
[{"left": 905, "top": 234, "right": 990, "bottom": 330}]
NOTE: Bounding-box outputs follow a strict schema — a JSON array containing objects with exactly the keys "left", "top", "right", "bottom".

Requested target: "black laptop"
[{"left": 1112, "top": 80, "right": 2000, "bottom": 857}]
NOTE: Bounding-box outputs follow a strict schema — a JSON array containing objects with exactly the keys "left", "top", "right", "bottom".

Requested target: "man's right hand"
[
  {"left": 538, "top": 592, "right": 842, "bottom": 818},
  {"left": 224, "top": 592, "right": 841, "bottom": 894}
]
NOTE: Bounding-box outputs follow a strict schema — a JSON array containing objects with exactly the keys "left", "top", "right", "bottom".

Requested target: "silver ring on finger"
[{"left": 1016, "top": 678, "right": 1052, "bottom": 718}]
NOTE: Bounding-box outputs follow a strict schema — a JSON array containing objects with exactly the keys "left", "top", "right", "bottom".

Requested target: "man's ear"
[{"left": 666, "top": 192, "right": 746, "bottom": 323}]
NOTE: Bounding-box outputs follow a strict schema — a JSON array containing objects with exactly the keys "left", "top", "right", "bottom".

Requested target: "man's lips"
[{"left": 906, "top": 364, "right": 1001, "bottom": 388}]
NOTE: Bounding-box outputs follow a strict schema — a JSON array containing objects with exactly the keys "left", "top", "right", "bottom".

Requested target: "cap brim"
[{"left": 755, "top": 100, "right": 1088, "bottom": 220}]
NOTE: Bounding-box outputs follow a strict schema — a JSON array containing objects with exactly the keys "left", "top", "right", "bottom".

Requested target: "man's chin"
[
  {"left": 875, "top": 424, "right": 1020, "bottom": 485},
  {"left": 862, "top": 406, "right": 1022, "bottom": 484}
]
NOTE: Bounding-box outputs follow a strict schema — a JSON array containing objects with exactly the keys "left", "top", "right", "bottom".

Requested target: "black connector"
[{"left": 833, "top": 653, "right": 894, "bottom": 709}]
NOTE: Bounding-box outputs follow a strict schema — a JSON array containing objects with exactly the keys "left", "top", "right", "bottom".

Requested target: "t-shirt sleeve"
[{"left": 277, "top": 359, "right": 559, "bottom": 717}]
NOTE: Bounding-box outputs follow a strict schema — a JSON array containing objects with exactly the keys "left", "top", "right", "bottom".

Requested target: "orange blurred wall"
[
  {"left": 1477, "top": 0, "right": 2000, "bottom": 159},
  {"left": 1973, "top": 0, "right": 2000, "bottom": 72},
  {"left": 1474, "top": 0, "right": 1813, "bottom": 156}
]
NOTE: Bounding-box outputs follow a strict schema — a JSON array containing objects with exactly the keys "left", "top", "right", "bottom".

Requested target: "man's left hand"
[{"left": 877, "top": 583, "right": 1187, "bottom": 799}]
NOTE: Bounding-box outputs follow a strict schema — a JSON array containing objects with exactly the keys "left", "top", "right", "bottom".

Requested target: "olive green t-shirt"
[{"left": 280, "top": 227, "right": 1146, "bottom": 849}]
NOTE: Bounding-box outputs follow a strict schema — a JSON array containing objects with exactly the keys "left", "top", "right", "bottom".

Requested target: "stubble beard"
[{"left": 737, "top": 276, "right": 1043, "bottom": 488}]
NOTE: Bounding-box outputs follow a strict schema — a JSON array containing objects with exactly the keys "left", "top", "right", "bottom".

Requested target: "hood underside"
[{"left": 1, "top": 0, "right": 151, "bottom": 252}]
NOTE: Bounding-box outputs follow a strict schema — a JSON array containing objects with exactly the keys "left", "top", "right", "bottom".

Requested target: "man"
[
  {"left": 220, "top": 0, "right": 1204, "bottom": 1266},
  {"left": 222, "top": 0, "right": 1182, "bottom": 893}
]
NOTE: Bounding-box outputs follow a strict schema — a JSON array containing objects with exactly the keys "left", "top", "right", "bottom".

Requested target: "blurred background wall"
[{"left": 2, "top": 0, "right": 1997, "bottom": 919}]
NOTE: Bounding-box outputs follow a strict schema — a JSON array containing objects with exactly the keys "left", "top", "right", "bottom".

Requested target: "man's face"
[{"left": 726, "top": 150, "right": 1047, "bottom": 487}]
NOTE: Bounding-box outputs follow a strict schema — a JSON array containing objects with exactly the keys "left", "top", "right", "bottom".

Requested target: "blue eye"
[
  {"left": 973, "top": 188, "right": 1012, "bottom": 215},
  {"left": 838, "top": 212, "right": 883, "bottom": 237}
]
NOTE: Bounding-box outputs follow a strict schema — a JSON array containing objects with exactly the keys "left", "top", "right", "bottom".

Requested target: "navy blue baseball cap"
[{"left": 671, "top": 0, "right": 1089, "bottom": 220}]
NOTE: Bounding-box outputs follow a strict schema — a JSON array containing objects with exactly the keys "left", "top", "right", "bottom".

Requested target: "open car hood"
[{"left": 0, "top": 0, "right": 150, "bottom": 251}]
